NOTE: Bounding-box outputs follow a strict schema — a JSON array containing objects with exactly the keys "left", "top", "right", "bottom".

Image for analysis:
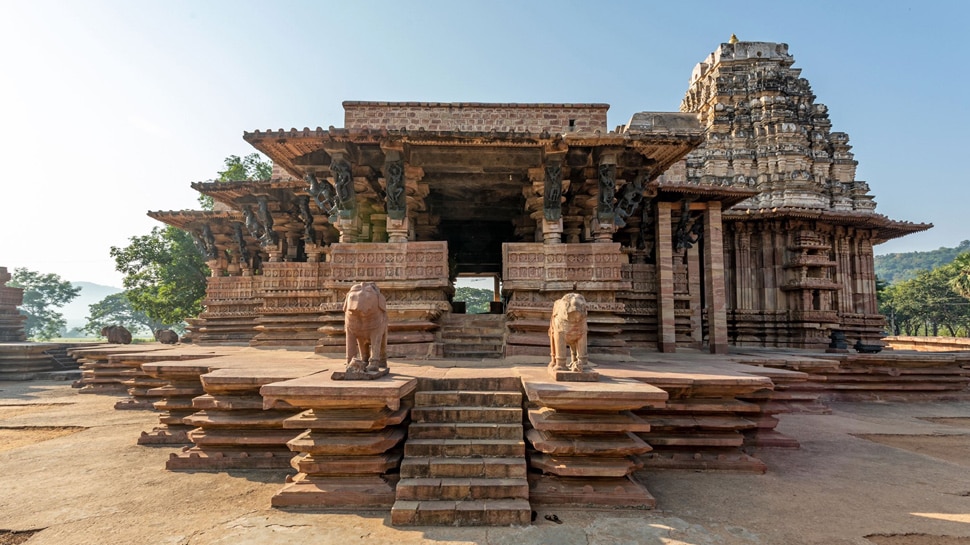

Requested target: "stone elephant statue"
[
  {"left": 154, "top": 329, "right": 179, "bottom": 344},
  {"left": 343, "top": 282, "right": 388, "bottom": 373},
  {"left": 101, "top": 325, "right": 132, "bottom": 345},
  {"left": 548, "top": 293, "right": 588, "bottom": 372}
]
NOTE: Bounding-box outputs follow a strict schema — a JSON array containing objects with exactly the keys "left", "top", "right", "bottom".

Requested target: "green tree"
[
  {"left": 110, "top": 226, "right": 208, "bottom": 327},
  {"left": 947, "top": 252, "right": 970, "bottom": 300},
  {"left": 83, "top": 292, "right": 166, "bottom": 337},
  {"left": 454, "top": 287, "right": 494, "bottom": 314},
  {"left": 198, "top": 153, "right": 273, "bottom": 210},
  {"left": 9, "top": 268, "right": 81, "bottom": 340}
]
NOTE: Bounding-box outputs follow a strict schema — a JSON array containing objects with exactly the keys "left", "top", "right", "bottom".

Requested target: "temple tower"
[{"left": 673, "top": 40, "right": 928, "bottom": 348}]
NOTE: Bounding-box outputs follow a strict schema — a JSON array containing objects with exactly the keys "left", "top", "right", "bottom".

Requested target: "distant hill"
[
  {"left": 875, "top": 240, "right": 970, "bottom": 284},
  {"left": 61, "top": 281, "right": 123, "bottom": 329}
]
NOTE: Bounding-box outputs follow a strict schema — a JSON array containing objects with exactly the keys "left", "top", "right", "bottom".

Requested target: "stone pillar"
[
  {"left": 542, "top": 156, "right": 565, "bottom": 244},
  {"left": 704, "top": 202, "right": 728, "bottom": 354},
  {"left": 206, "top": 259, "right": 223, "bottom": 278},
  {"left": 655, "top": 201, "right": 676, "bottom": 352},
  {"left": 735, "top": 223, "right": 752, "bottom": 309},
  {"left": 594, "top": 154, "right": 618, "bottom": 243},
  {"left": 687, "top": 240, "right": 702, "bottom": 349},
  {"left": 330, "top": 152, "right": 360, "bottom": 243},
  {"left": 383, "top": 151, "right": 409, "bottom": 244},
  {"left": 370, "top": 213, "right": 388, "bottom": 243}
]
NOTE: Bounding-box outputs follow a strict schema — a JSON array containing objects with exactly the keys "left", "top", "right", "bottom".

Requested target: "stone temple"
[
  {"left": 41, "top": 39, "right": 951, "bottom": 526},
  {"left": 151, "top": 39, "right": 928, "bottom": 355}
]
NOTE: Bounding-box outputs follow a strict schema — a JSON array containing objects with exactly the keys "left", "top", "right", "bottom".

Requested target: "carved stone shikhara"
[{"left": 336, "top": 282, "right": 388, "bottom": 380}]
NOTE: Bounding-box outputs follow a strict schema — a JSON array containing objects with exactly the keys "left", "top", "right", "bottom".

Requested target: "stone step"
[
  {"left": 441, "top": 325, "right": 505, "bottom": 338},
  {"left": 416, "top": 376, "right": 522, "bottom": 392},
  {"left": 408, "top": 422, "right": 523, "bottom": 440},
  {"left": 441, "top": 341, "right": 503, "bottom": 350},
  {"left": 410, "top": 406, "right": 522, "bottom": 424},
  {"left": 415, "top": 390, "right": 521, "bottom": 408},
  {"left": 390, "top": 499, "right": 531, "bottom": 527},
  {"left": 441, "top": 315, "right": 506, "bottom": 326},
  {"left": 441, "top": 351, "right": 505, "bottom": 360},
  {"left": 395, "top": 477, "right": 529, "bottom": 501},
  {"left": 404, "top": 439, "right": 525, "bottom": 458},
  {"left": 400, "top": 456, "right": 527, "bottom": 479}
]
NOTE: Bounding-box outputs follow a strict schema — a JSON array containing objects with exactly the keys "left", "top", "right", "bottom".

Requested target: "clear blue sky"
[{"left": 2, "top": 0, "right": 967, "bottom": 287}]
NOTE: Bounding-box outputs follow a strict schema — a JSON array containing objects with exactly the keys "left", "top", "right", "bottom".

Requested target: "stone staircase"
[
  {"left": 43, "top": 345, "right": 82, "bottom": 370},
  {"left": 441, "top": 314, "right": 506, "bottom": 359},
  {"left": 391, "top": 377, "right": 531, "bottom": 526}
]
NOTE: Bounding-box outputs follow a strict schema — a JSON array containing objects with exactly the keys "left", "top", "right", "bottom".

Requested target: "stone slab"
[
  {"left": 526, "top": 429, "right": 652, "bottom": 456},
  {"left": 287, "top": 428, "right": 406, "bottom": 456},
  {"left": 282, "top": 407, "right": 409, "bottom": 430},
  {"left": 518, "top": 367, "right": 667, "bottom": 411},
  {"left": 528, "top": 407, "right": 651, "bottom": 433},
  {"left": 529, "top": 452, "right": 641, "bottom": 477},
  {"left": 527, "top": 474, "right": 656, "bottom": 508},
  {"left": 272, "top": 475, "right": 397, "bottom": 509},
  {"left": 260, "top": 372, "right": 418, "bottom": 411}
]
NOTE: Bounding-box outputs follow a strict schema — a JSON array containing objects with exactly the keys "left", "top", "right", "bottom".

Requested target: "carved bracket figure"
[
  {"left": 548, "top": 293, "right": 589, "bottom": 373},
  {"left": 330, "top": 158, "right": 356, "bottom": 215},
  {"left": 294, "top": 195, "right": 316, "bottom": 244},
  {"left": 597, "top": 163, "right": 617, "bottom": 223},
  {"left": 231, "top": 222, "right": 251, "bottom": 266},
  {"left": 193, "top": 224, "right": 219, "bottom": 261},
  {"left": 384, "top": 159, "right": 407, "bottom": 220},
  {"left": 256, "top": 196, "right": 279, "bottom": 248},
  {"left": 306, "top": 172, "right": 337, "bottom": 216},
  {"left": 339, "top": 282, "right": 389, "bottom": 379},
  {"left": 543, "top": 163, "right": 563, "bottom": 221}
]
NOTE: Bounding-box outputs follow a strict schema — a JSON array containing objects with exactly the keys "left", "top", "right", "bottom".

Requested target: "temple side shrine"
[{"left": 151, "top": 40, "right": 928, "bottom": 356}]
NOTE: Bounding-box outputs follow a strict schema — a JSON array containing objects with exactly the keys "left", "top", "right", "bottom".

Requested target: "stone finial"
[{"left": 729, "top": 33, "right": 739, "bottom": 44}]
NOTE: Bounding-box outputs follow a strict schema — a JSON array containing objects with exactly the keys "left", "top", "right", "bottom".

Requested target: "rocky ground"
[{"left": 1, "top": 380, "right": 970, "bottom": 545}]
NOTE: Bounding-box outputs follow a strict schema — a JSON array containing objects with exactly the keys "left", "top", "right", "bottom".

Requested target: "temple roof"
[{"left": 723, "top": 207, "right": 932, "bottom": 244}]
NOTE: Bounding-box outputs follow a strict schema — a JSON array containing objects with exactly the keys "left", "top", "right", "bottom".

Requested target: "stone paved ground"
[{"left": 2, "top": 380, "right": 970, "bottom": 544}]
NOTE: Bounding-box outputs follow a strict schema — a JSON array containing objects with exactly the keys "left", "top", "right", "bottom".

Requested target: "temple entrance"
[{"left": 440, "top": 219, "right": 514, "bottom": 277}]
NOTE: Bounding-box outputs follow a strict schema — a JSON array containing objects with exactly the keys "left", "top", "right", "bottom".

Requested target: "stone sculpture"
[
  {"left": 338, "top": 282, "right": 388, "bottom": 379},
  {"left": 384, "top": 159, "right": 406, "bottom": 220},
  {"left": 548, "top": 293, "right": 589, "bottom": 373},
  {"left": 101, "top": 325, "right": 132, "bottom": 344},
  {"left": 154, "top": 329, "right": 179, "bottom": 344},
  {"left": 330, "top": 159, "right": 356, "bottom": 212},
  {"left": 543, "top": 163, "right": 562, "bottom": 221},
  {"left": 295, "top": 195, "right": 315, "bottom": 243},
  {"left": 306, "top": 172, "right": 336, "bottom": 215}
]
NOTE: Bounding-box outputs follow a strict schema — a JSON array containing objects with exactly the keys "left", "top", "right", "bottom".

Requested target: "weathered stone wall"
[{"left": 343, "top": 101, "right": 609, "bottom": 133}]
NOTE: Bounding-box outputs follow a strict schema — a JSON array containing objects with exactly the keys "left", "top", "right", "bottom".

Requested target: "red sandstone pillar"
[
  {"left": 655, "top": 201, "right": 676, "bottom": 352},
  {"left": 704, "top": 202, "right": 728, "bottom": 354}
]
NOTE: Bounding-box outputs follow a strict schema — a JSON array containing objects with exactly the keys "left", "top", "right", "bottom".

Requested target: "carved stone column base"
[
  {"left": 387, "top": 216, "right": 409, "bottom": 244},
  {"left": 542, "top": 218, "right": 563, "bottom": 244}
]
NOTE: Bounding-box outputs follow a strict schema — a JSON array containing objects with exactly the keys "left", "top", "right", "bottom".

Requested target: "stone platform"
[
  {"left": 0, "top": 342, "right": 61, "bottom": 380},
  {"left": 49, "top": 342, "right": 970, "bottom": 526}
]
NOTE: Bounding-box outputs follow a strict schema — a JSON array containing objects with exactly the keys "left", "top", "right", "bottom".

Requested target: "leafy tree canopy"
[
  {"left": 198, "top": 153, "right": 273, "bottom": 210},
  {"left": 9, "top": 268, "right": 81, "bottom": 340},
  {"left": 110, "top": 226, "right": 208, "bottom": 327},
  {"left": 454, "top": 287, "right": 494, "bottom": 314},
  {"left": 83, "top": 292, "right": 166, "bottom": 337},
  {"left": 879, "top": 251, "right": 970, "bottom": 337}
]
